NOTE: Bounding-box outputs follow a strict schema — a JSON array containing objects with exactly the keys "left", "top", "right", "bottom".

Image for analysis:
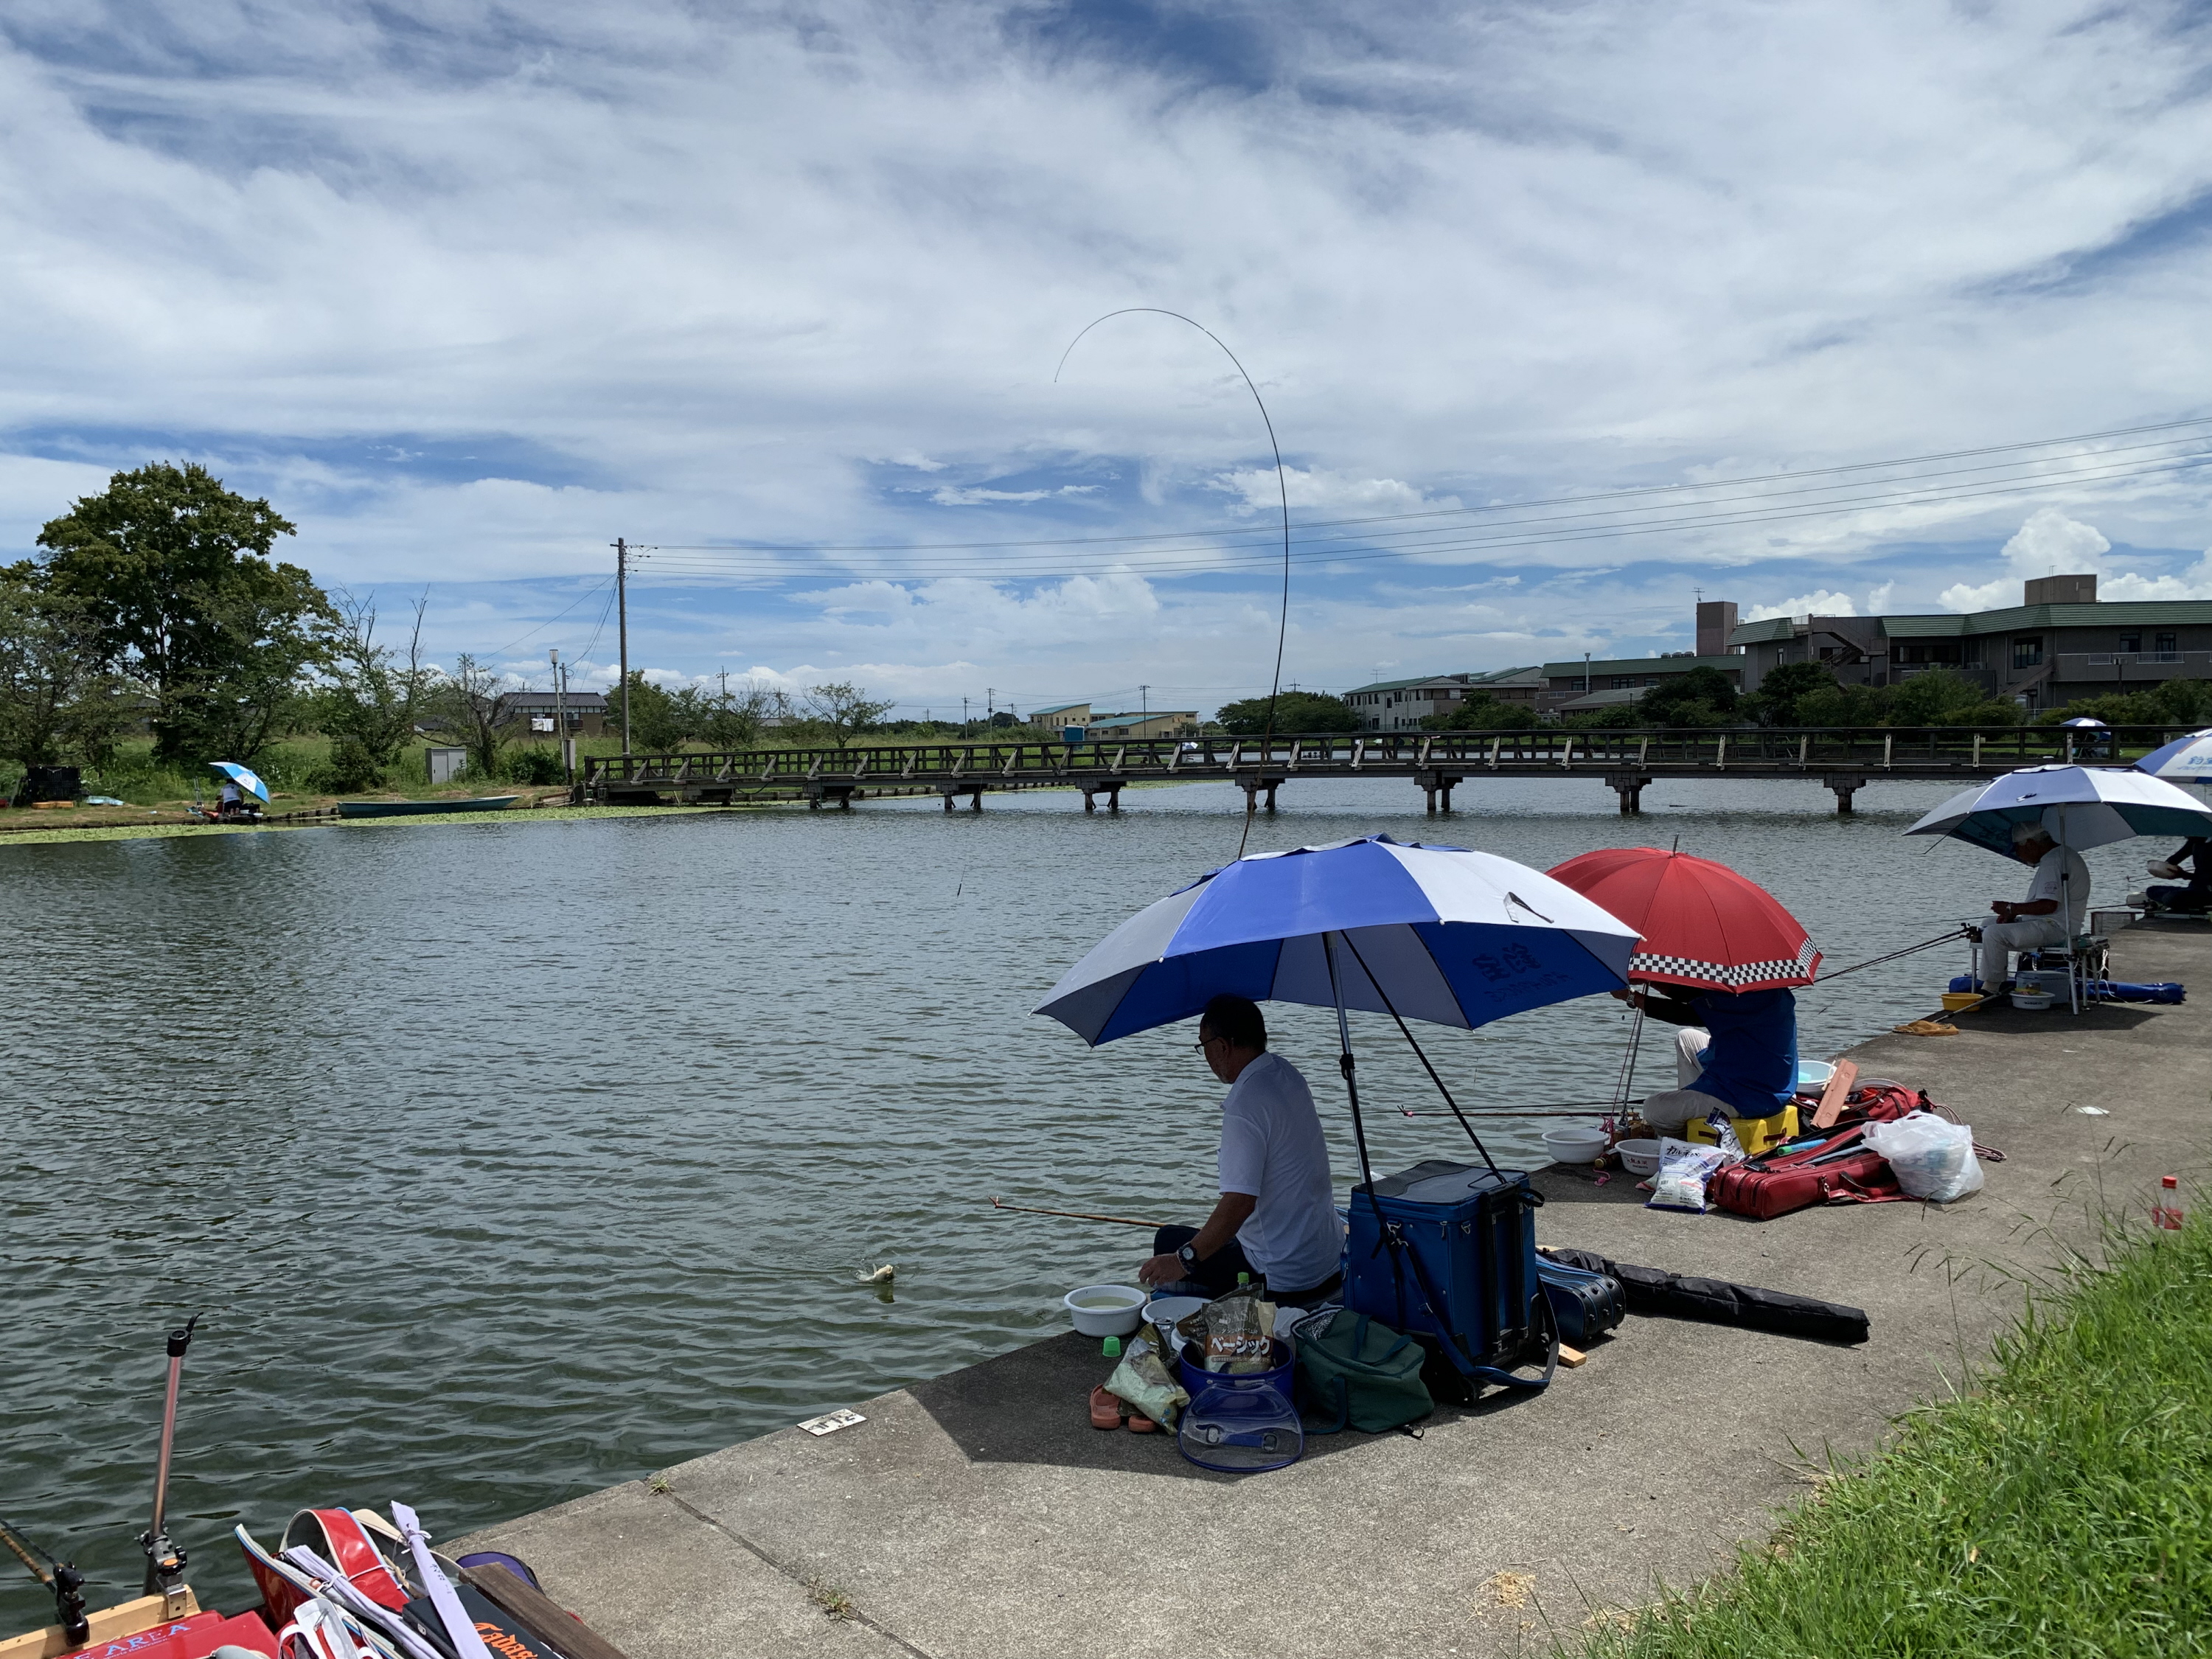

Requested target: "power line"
[
  {"left": 639, "top": 413, "right": 2212, "bottom": 556},
  {"left": 628, "top": 447, "right": 2212, "bottom": 582}
]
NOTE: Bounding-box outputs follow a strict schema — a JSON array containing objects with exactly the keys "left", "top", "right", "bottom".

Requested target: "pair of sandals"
[{"left": 1088, "top": 1385, "right": 1158, "bottom": 1433}]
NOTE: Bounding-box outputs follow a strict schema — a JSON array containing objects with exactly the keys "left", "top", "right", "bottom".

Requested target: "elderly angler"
[{"left": 1967, "top": 821, "right": 2090, "bottom": 990}]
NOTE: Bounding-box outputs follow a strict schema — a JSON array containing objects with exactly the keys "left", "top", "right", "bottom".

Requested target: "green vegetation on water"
[{"left": 1579, "top": 1209, "right": 2212, "bottom": 1658}]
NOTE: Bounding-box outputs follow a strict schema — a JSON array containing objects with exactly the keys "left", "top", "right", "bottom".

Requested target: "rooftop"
[{"left": 1537, "top": 654, "right": 1745, "bottom": 678}]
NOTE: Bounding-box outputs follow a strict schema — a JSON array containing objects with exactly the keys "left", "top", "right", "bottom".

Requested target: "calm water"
[{"left": 0, "top": 776, "right": 2146, "bottom": 1626}]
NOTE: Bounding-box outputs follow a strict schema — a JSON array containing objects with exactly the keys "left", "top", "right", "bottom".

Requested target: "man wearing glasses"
[{"left": 1136, "top": 993, "right": 1343, "bottom": 1307}]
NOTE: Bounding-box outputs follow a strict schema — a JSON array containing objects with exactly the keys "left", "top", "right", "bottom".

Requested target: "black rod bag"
[{"left": 1543, "top": 1247, "right": 1869, "bottom": 1346}]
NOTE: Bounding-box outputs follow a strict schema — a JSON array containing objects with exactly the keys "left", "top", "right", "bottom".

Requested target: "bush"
[
  {"left": 2039, "top": 678, "right": 2212, "bottom": 728},
  {"left": 315, "top": 736, "right": 385, "bottom": 793},
  {"left": 1888, "top": 667, "right": 2023, "bottom": 728},
  {"left": 504, "top": 746, "right": 567, "bottom": 785}
]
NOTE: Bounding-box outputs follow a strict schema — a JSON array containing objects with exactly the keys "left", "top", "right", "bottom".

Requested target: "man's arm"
[{"left": 1138, "top": 1191, "right": 1257, "bottom": 1286}]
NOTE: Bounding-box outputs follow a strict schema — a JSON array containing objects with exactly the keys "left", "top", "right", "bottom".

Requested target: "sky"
[{"left": 3, "top": 0, "right": 2211, "bottom": 719}]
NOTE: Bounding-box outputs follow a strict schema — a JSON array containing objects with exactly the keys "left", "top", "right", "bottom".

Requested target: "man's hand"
[
  {"left": 1138, "top": 1253, "right": 1184, "bottom": 1287},
  {"left": 1991, "top": 900, "right": 2018, "bottom": 920}
]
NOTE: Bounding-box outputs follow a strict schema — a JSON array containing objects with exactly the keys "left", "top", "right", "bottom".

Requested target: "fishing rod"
[
  {"left": 1397, "top": 1102, "right": 1644, "bottom": 1119},
  {"left": 989, "top": 1196, "right": 1164, "bottom": 1229},
  {"left": 1, "top": 1517, "right": 89, "bottom": 1649}
]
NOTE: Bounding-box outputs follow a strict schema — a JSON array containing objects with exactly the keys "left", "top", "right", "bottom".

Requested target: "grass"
[{"left": 1576, "top": 1208, "right": 2212, "bottom": 1659}]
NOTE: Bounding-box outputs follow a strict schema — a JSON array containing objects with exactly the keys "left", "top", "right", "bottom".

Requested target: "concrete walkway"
[{"left": 456, "top": 924, "right": 2208, "bottom": 1659}]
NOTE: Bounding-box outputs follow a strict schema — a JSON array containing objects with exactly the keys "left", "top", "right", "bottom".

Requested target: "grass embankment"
[{"left": 1579, "top": 1210, "right": 2212, "bottom": 1658}]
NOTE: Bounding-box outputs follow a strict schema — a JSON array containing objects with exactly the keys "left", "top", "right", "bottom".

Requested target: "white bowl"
[
  {"left": 1613, "top": 1137, "right": 1663, "bottom": 1177},
  {"left": 1062, "top": 1284, "right": 1146, "bottom": 1338},
  {"left": 1793, "top": 1059, "right": 1837, "bottom": 1093},
  {"left": 2011, "top": 990, "right": 2056, "bottom": 1011},
  {"left": 1542, "top": 1125, "right": 1608, "bottom": 1165}
]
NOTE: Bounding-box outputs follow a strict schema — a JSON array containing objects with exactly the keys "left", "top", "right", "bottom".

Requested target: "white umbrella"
[
  {"left": 1905, "top": 765, "right": 2212, "bottom": 857},
  {"left": 2134, "top": 727, "right": 2212, "bottom": 786}
]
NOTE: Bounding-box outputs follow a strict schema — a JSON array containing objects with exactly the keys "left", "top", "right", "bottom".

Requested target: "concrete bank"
[{"left": 455, "top": 924, "right": 2209, "bottom": 1659}]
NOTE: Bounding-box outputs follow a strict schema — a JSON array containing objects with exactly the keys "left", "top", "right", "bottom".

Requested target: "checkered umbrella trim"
[{"left": 1628, "top": 936, "right": 1821, "bottom": 991}]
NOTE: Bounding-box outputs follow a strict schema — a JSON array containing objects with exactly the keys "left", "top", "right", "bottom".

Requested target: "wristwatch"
[{"left": 1177, "top": 1243, "right": 1199, "bottom": 1269}]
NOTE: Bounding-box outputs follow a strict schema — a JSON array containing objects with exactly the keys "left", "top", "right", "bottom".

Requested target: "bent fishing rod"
[
  {"left": 989, "top": 1196, "right": 1164, "bottom": 1228},
  {"left": 1, "top": 1517, "right": 88, "bottom": 1649}
]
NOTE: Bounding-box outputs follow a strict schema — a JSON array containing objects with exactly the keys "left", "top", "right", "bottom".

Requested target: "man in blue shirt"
[{"left": 1624, "top": 984, "right": 1798, "bottom": 1133}]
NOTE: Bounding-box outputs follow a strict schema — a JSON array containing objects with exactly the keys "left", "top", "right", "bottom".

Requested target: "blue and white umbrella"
[
  {"left": 1904, "top": 764, "right": 2212, "bottom": 857},
  {"left": 1034, "top": 833, "right": 1640, "bottom": 1046},
  {"left": 2134, "top": 727, "right": 2212, "bottom": 787},
  {"left": 209, "top": 760, "right": 270, "bottom": 803}
]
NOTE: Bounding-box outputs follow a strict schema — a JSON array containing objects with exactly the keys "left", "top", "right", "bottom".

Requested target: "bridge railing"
[{"left": 581, "top": 723, "right": 2189, "bottom": 787}]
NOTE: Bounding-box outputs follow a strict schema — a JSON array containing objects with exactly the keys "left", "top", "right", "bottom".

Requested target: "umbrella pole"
[
  {"left": 1322, "top": 932, "right": 1384, "bottom": 1215},
  {"left": 1336, "top": 930, "right": 1502, "bottom": 1178}
]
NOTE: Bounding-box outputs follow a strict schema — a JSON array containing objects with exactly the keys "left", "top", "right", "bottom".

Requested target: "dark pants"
[
  {"left": 1153, "top": 1225, "right": 1343, "bottom": 1307},
  {"left": 2147, "top": 884, "right": 2211, "bottom": 914}
]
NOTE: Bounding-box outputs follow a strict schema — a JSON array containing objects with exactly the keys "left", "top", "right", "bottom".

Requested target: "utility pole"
[
  {"left": 961, "top": 695, "right": 970, "bottom": 731},
  {"left": 1140, "top": 683, "right": 1150, "bottom": 723},
  {"left": 613, "top": 537, "right": 632, "bottom": 754},
  {"left": 552, "top": 647, "right": 569, "bottom": 783},
  {"left": 986, "top": 686, "right": 995, "bottom": 723}
]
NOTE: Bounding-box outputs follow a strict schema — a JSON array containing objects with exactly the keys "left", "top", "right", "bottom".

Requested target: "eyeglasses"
[{"left": 1192, "top": 1034, "right": 1220, "bottom": 1053}]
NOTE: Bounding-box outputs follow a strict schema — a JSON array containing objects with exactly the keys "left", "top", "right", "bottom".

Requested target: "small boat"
[{"left": 337, "top": 796, "right": 518, "bottom": 819}]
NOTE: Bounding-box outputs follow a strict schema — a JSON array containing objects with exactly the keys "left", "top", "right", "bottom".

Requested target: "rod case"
[
  {"left": 1543, "top": 1246, "right": 1869, "bottom": 1345},
  {"left": 1534, "top": 1253, "right": 1625, "bottom": 1347},
  {"left": 1344, "top": 1160, "right": 1557, "bottom": 1399},
  {"left": 1705, "top": 1123, "right": 1905, "bottom": 1220}
]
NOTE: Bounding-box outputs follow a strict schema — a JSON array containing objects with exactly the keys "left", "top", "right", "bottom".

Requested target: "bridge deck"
[{"left": 577, "top": 725, "right": 2176, "bottom": 814}]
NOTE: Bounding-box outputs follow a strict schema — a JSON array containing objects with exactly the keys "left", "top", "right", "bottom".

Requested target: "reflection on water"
[{"left": 0, "top": 776, "right": 2140, "bottom": 1623}]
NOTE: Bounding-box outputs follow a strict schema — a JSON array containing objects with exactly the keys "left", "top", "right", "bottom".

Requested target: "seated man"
[
  {"left": 1967, "top": 822, "right": 2090, "bottom": 988},
  {"left": 1627, "top": 983, "right": 1798, "bottom": 1135},
  {"left": 2145, "top": 838, "right": 2210, "bottom": 915},
  {"left": 1137, "top": 993, "right": 1343, "bottom": 1309}
]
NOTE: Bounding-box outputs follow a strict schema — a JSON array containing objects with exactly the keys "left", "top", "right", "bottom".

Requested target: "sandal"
[
  {"left": 1088, "top": 1385, "right": 1123, "bottom": 1430},
  {"left": 1126, "top": 1413, "right": 1158, "bottom": 1433}
]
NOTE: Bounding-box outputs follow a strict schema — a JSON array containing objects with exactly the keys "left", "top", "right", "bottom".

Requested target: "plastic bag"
[
  {"left": 1105, "top": 1326, "right": 1190, "bottom": 1426},
  {"left": 1863, "top": 1113, "right": 1983, "bottom": 1203},
  {"left": 1183, "top": 1293, "right": 1276, "bottom": 1372},
  {"left": 1646, "top": 1138, "right": 1731, "bottom": 1214}
]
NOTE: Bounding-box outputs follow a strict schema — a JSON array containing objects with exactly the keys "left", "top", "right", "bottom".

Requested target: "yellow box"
[{"left": 1683, "top": 1103, "right": 1800, "bottom": 1156}]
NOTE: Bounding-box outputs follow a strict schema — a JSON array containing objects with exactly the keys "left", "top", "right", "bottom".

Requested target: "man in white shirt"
[
  {"left": 1136, "top": 994, "right": 1343, "bottom": 1307},
  {"left": 1969, "top": 822, "right": 2091, "bottom": 990}
]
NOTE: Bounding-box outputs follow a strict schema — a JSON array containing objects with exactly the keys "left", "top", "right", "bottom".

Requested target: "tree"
[
  {"left": 608, "top": 672, "right": 698, "bottom": 752},
  {"left": 1214, "top": 691, "right": 1360, "bottom": 734},
  {"left": 1738, "top": 661, "right": 1839, "bottom": 727},
  {"left": 801, "top": 681, "right": 894, "bottom": 748},
  {"left": 1421, "top": 692, "right": 1538, "bottom": 731},
  {"left": 1885, "top": 668, "right": 2022, "bottom": 728},
  {"left": 698, "top": 672, "right": 785, "bottom": 749},
  {"left": 0, "top": 577, "right": 138, "bottom": 773},
  {"left": 315, "top": 590, "right": 431, "bottom": 790},
  {"left": 33, "top": 462, "right": 333, "bottom": 761},
  {"left": 425, "top": 655, "right": 514, "bottom": 780},
  {"left": 1637, "top": 666, "right": 1739, "bottom": 728},
  {"left": 2037, "top": 678, "right": 2212, "bottom": 728}
]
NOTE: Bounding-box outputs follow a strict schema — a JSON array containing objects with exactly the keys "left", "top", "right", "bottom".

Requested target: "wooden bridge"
[{"left": 577, "top": 725, "right": 2182, "bottom": 815}]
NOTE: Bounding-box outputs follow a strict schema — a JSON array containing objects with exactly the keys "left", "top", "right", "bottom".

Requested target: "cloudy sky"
[{"left": 4, "top": 0, "right": 2211, "bottom": 717}]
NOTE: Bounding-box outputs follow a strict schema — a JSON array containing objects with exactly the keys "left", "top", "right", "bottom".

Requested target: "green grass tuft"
[{"left": 1577, "top": 1211, "right": 2212, "bottom": 1659}]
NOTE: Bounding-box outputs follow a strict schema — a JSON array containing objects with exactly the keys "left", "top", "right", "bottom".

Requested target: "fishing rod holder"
[{"left": 140, "top": 1314, "right": 199, "bottom": 1612}]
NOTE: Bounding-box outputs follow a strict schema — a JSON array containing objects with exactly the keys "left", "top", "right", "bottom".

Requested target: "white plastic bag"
[
  {"left": 1646, "top": 1138, "right": 1733, "bottom": 1213},
  {"left": 1863, "top": 1112, "right": 1983, "bottom": 1203}
]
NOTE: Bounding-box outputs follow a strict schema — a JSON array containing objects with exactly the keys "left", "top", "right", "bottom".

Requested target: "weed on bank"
[{"left": 1579, "top": 1208, "right": 2212, "bottom": 1658}]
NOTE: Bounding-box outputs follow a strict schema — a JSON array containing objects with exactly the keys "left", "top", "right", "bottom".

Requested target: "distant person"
[
  {"left": 2145, "top": 838, "right": 2210, "bottom": 914},
  {"left": 1621, "top": 984, "right": 1798, "bottom": 1134},
  {"left": 215, "top": 778, "right": 248, "bottom": 820},
  {"left": 1966, "top": 823, "right": 2090, "bottom": 988},
  {"left": 1136, "top": 993, "right": 1343, "bottom": 1309}
]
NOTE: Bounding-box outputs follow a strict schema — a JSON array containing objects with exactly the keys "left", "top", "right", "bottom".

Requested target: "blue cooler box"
[{"left": 1344, "top": 1159, "right": 1553, "bottom": 1389}]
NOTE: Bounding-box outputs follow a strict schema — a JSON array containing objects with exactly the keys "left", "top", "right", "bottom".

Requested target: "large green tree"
[
  {"left": 34, "top": 462, "right": 333, "bottom": 760},
  {"left": 1215, "top": 690, "right": 1360, "bottom": 734},
  {"left": 1421, "top": 692, "right": 1539, "bottom": 731},
  {"left": 0, "top": 577, "right": 138, "bottom": 773}
]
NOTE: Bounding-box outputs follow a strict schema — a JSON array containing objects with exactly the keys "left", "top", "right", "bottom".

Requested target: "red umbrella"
[{"left": 1545, "top": 847, "right": 1820, "bottom": 993}]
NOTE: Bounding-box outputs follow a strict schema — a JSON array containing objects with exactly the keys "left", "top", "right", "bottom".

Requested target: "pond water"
[{"left": 0, "top": 776, "right": 2146, "bottom": 1626}]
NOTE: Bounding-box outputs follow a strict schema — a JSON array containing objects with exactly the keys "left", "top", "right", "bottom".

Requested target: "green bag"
[{"left": 1293, "top": 1307, "right": 1433, "bottom": 1434}]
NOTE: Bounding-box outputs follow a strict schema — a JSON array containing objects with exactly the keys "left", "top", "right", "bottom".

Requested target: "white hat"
[{"left": 2011, "top": 821, "right": 2050, "bottom": 846}]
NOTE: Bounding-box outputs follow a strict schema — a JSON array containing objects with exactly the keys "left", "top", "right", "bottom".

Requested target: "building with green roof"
[{"left": 1727, "top": 574, "right": 2212, "bottom": 714}]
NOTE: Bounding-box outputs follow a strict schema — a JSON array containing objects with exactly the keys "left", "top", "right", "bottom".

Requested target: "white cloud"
[
  {"left": 1744, "top": 589, "right": 1857, "bottom": 622},
  {"left": 3, "top": 3, "right": 2212, "bottom": 692},
  {"left": 1211, "top": 467, "right": 1460, "bottom": 517},
  {"left": 1999, "top": 507, "right": 2112, "bottom": 577},
  {"left": 926, "top": 484, "right": 1099, "bottom": 507},
  {"left": 1938, "top": 577, "right": 2013, "bottom": 613},
  {"left": 2101, "top": 552, "right": 2212, "bottom": 601}
]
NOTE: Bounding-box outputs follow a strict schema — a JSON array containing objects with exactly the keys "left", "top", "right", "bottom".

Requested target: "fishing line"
[{"left": 1052, "top": 307, "right": 1291, "bottom": 860}]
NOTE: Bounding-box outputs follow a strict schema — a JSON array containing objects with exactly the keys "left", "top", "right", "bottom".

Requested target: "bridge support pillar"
[
  {"left": 1081, "top": 781, "right": 1124, "bottom": 813},
  {"left": 939, "top": 785, "right": 985, "bottom": 812},
  {"left": 1604, "top": 772, "right": 1653, "bottom": 815},
  {"left": 1419, "top": 771, "right": 1463, "bottom": 814},
  {"left": 1827, "top": 774, "right": 1868, "bottom": 816},
  {"left": 1239, "top": 777, "right": 1281, "bottom": 815}
]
